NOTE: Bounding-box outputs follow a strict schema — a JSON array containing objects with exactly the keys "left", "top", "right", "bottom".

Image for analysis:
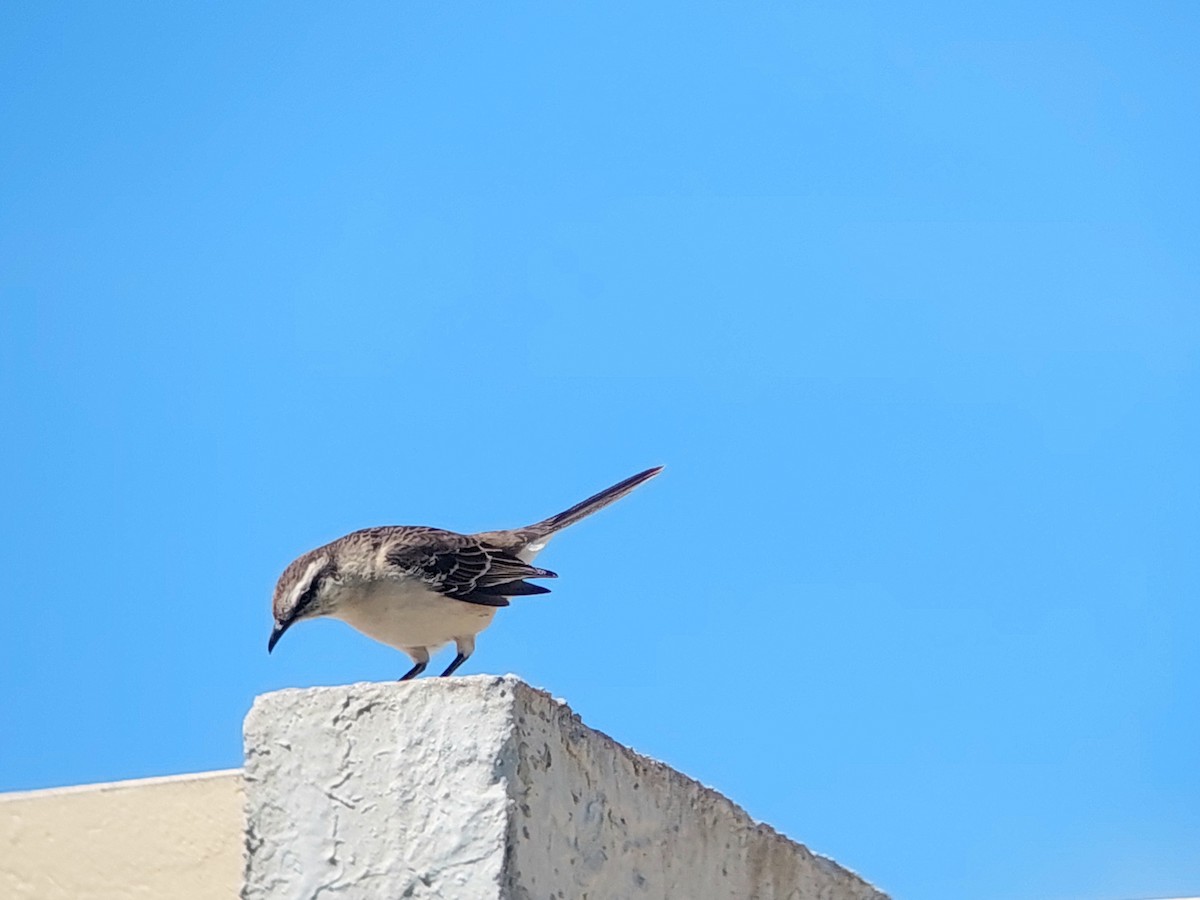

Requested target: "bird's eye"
[{"left": 293, "top": 578, "right": 321, "bottom": 615}]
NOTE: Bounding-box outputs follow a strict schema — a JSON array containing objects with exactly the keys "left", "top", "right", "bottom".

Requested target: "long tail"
[
  {"left": 528, "top": 466, "right": 663, "bottom": 537},
  {"left": 473, "top": 466, "right": 663, "bottom": 555}
]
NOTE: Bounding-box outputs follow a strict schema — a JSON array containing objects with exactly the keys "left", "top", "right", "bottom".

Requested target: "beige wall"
[{"left": 1, "top": 770, "right": 242, "bottom": 900}]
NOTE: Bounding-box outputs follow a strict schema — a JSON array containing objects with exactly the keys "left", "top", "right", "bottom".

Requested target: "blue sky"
[{"left": 1, "top": 3, "right": 1197, "bottom": 898}]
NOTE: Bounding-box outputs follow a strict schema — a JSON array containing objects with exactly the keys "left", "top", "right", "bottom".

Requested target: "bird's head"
[{"left": 269, "top": 552, "right": 336, "bottom": 653}]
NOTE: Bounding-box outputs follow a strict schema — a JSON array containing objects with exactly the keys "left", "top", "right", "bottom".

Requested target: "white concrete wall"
[{"left": 243, "top": 676, "right": 886, "bottom": 900}]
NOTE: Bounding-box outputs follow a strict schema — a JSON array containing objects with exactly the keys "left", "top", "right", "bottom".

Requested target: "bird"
[{"left": 268, "top": 466, "right": 663, "bottom": 679}]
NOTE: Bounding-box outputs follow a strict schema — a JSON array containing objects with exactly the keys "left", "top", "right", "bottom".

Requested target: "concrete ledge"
[{"left": 243, "top": 676, "right": 886, "bottom": 899}]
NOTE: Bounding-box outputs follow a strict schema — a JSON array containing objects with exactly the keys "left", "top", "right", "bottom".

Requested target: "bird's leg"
[
  {"left": 399, "top": 660, "right": 427, "bottom": 681},
  {"left": 399, "top": 647, "right": 430, "bottom": 681},
  {"left": 440, "top": 636, "right": 475, "bottom": 677}
]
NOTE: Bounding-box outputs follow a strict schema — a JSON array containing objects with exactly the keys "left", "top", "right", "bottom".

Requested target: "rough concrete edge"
[
  {"left": 0, "top": 768, "right": 242, "bottom": 802},
  {"left": 486, "top": 676, "right": 525, "bottom": 900},
  {"left": 242, "top": 676, "right": 525, "bottom": 900},
  {"left": 240, "top": 677, "right": 886, "bottom": 898},
  {"left": 502, "top": 679, "right": 888, "bottom": 900}
]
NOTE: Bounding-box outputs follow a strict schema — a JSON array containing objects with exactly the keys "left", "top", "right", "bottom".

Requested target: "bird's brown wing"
[{"left": 383, "top": 529, "right": 557, "bottom": 607}]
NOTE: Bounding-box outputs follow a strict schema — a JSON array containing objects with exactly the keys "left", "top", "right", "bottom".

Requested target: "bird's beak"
[{"left": 267, "top": 622, "right": 289, "bottom": 654}]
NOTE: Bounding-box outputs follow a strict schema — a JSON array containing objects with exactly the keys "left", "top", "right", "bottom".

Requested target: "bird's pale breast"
[{"left": 329, "top": 576, "right": 497, "bottom": 654}]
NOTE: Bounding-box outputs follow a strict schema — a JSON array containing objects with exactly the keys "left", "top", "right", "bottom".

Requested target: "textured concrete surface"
[
  {"left": 0, "top": 769, "right": 243, "bottom": 900},
  {"left": 244, "top": 676, "right": 886, "bottom": 900}
]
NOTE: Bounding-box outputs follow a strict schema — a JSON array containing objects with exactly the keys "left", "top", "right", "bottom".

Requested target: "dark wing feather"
[
  {"left": 471, "top": 580, "right": 552, "bottom": 597},
  {"left": 384, "top": 531, "right": 556, "bottom": 607}
]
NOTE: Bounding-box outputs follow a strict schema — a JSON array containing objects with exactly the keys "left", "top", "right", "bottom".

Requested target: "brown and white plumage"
[{"left": 269, "top": 466, "right": 662, "bottom": 679}]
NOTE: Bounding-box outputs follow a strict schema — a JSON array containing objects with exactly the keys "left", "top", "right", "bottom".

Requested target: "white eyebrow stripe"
[{"left": 289, "top": 556, "right": 328, "bottom": 609}]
